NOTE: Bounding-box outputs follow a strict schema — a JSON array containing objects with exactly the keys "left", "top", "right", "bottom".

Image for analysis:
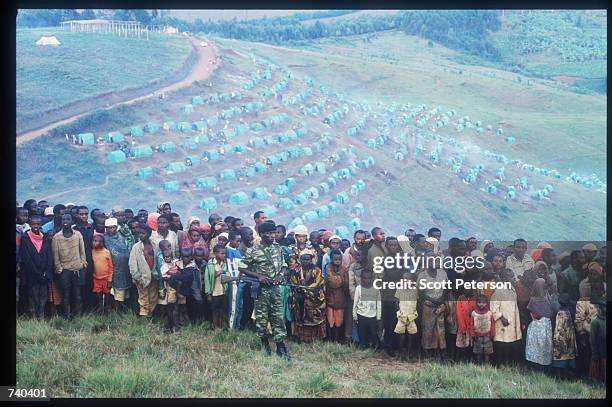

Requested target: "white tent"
[
  {"left": 200, "top": 41, "right": 208, "bottom": 47},
  {"left": 163, "top": 26, "right": 178, "bottom": 34},
  {"left": 36, "top": 36, "right": 61, "bottom": 46}
]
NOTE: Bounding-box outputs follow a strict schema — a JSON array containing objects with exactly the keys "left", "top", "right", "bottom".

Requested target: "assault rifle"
[{"left": 220, "top": 274, "right": 312, "bottom": 290}]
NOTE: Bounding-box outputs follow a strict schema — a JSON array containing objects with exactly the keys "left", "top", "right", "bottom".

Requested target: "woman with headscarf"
[
  {"left": 525, "top": 278, "right": 559, "bottom": 369},
  {"left": 157, "top": 202, "right": 172, "bottom": 215},
  {"left": 290, "top": 252, "right": 326, "bottom": 343},
  {"left": 147, "top": 213, "right": 160, "bottom": 232},
  {"left": 178, "top": 216, "right": 202, "bottom": 249},
  {"left": 480, "top": 240, "right": 494, "bottom": 258}
]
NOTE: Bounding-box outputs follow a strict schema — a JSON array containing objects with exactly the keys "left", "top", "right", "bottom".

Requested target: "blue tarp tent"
[
  {"left": 130, "top": 127, "right": 144, "bottom": 137},
  {"left": 196, "top": 176, "right": 218, "bottom": 190},
  {"left": 105, "top": 131, "right": 125, "bottom": 143},
  {"left": 163, "top": 181, "right": 180, "bottom": 192},
  {"left": 294, "top": 193, "right": 308, "bottom": 205},
  {"left": 200, "top": 198, "right": 218, "bottom": 210},
  {"left": 229, "top": 192, "right": 249, "bottom": 205},
  {"left": 327, "top": 202, "right": 341, "bottom": 213},
  {"left": 302, "top": 211, "right": 319, "bottom": 223},
  {"left": 107, "top": 150, "right": 126, "bottom": 163},
  {"left": 277, "top": 198, "right": 294, "bottom": 210},
  {"left": 145, "top": 123, "right": 160, "bottom": 133},
  {"left": 178, "top": 122, "right": 191, "bottom": 132},
  {"left": 252, "top": 187, "right": 269, "bottom": 200},
  {"left": 335, "top": 226, "right": 350, "bottom": 239},
  {"left": 305, "top": 187, "right": 319, "bottom": 199},
  {"left": 267, "top": 156, "right": 280, "bottom": 167},
  {"left": 233, "top": 144, "right": 248, "bottom": 153},
  {"left": 185, "top": 155, "right": 201, "bottom": 166},
  {"left": 182, "top": 139, "right": 198, "bottom": 151},
  {"left": 274, "top": 184, "right": 290, "bottom": 195},
  {"left": 138, "top": 167, "right": 154, "bottom": 179},
  {"left": 314, "top": 162, "right": 326, "bottom": 174},
  {"left": 302, "top": 147, "right": 313, "bottom": 156},
  {"left": 220, "top": 169, "right": 237, "bottom": 181},
  {"left": 287, "top": 217, "right": 303, "bottom": 230},
  {"left": 78, "top": 133, "right": 95, "bottom": 145},
  {"left": 204, "top": 150, "right": 220, "bottom": 161},
  {"left": 159, "top": 142, "right": 176, "bottom": 153},
  {"left": 315, "top": 206, "right": 330, "bottom": 217},
  {"left": 192, "top": 96, "right": 204, "bottom": 105},
  {"left": 251, "top": 137, "right": 265, "bottom": 148},
  {"left": 264, "top": 135, "right": 278, "bottom": 145},
  {"left": 130, "top": 145, "right": 153, "bottom": 158},
  {"left": 319, "top": 182, "right": 330, "bottom": 194},
  {"left": 284, "top": 178, "right": 297, "bottom": 188},
  {"left": 335, "top": 192, "right": 350, "bottom": 204},
  {"left": 300, "top": 164, "right": 315, "bottom": 175},
  {"left": 353, "top": 203, "right": 365, "bottom": 216},
  {"left": 348, "top": 218, "right": 361, "bottom": 230},
  {"left": 192, "top": 121, "right": 207, "bottom": 132},
  {"left": 262, "top": 205, "right": 278, "bottom": 217},
  {"left": 166, "top": 162, "right": 186, "bottom": 174},
  {"left": 183, "top": 104, "right": 195, "bottom": 113},
  {"left": 253, "top": 162, "right": 267, "bottom": 173}
]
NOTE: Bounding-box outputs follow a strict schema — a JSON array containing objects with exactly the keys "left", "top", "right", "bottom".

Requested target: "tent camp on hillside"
[{"left": 36, "top": 36, "right": 61, "bottom": 46}]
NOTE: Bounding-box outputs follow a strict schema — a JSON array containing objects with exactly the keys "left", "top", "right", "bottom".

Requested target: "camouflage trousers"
[{"left": 254, "top": 285, "right": 287, "bottom": 342}]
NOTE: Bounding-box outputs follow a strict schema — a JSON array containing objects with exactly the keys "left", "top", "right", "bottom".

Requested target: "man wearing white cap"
[{"left": 104, "top": 217, "right": 132, "bottom": 312}]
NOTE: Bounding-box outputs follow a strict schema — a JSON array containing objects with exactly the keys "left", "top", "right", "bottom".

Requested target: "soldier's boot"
[
  {"left": 276, "top": 341, "right": 290, "bottom": 360},
  {"left": 261, "top": 337, "right": 272, "bottom": 356}
]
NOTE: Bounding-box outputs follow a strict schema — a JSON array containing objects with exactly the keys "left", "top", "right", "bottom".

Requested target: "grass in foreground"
[{"left": 16, "top": 313, "right": 606, "bottom": 398}]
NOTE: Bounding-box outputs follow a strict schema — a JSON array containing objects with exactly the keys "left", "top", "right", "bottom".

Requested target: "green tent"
[
  {"left": 250, "top": 137, "right": 265, "bottom": 149},
  {"left": 207, "top": 94, "right": 220, "bottom": 104},
  {"left": 327, "top": 177, "right": 338, "bottom": 187},
  {"left": 335, "top": 226, "right": 350, "bottom": 240},
  {"left": 241, "top": 166, "right": 257, "bottom": 178},
  {"left": 166, "top": 121, "right": 178, "bottom": 131},
  {"left": 366, "top": 156, "right": 375, "bottom": 166},
  {"left": 327, "top": 202, "right": 341, "bottom": 213},
  {"left": 303, "top": 147, "right": 313, "bottom": 156},
  {"left": 315, "top": 206, "right": 330, "bottom": 217},
  {"left": 78, "top": 133, "right": 95, "bottom": 145},
  {"left": 262, "top": 205, "right": 277, "bottom": 217},
  {"left": 200, "top": 197, "right": 218, "bottom": 210},
  {"left": 163, "top": 181, "right": 180, "bottom": 192},
  {"left": 277, "top": 133, "right": 290, "bottom": 143},
  {"left": 355, "top": 179, "right": 366, "bottom": 190},
  {"left": 183, "top": 104, "right": 195, "bottom": 113},
  {"left": 196, "top": 176, "right": 217, "bottom": 190},
  {"left": 137, "top": 167, "right": 154, "bottom": 179},
  {"left": 296, "top": 127, "right": 307, "bottom": 137},
  {"left": 302, "top": 211, "right": 319, "bottom": 223},
  {"left": 252, "top": 187, "right": 269, "bottom": 200},
  {"left": 352, "top": 203, "right": 365, "bottom": 216},
  {"left": 314, "top": 162, "right": 326, "bottom": 174},
  {"left": 159, "top": 142, "right": 176, "bottom": 153},
  {"left": 166, "top": 162, "right": 186, "bottom": 174},
  {"left": 105, "top": 131, "right": 125, "bottom": 143},
  {"left": 130, "top": 127, "right": 144, "bottom": 137},
  {"left": 337, "top": 168, "right": 351, "bottom": 179},
  {"left": 145, "top": 123, "right": 160, "bottom": 133},
  {"left": 284, "top": 178, "right": 297, "bottom": 188},
  {"left": 228, "top": 192, "right": 249, "bottom": 205},
  {"left": 130, "top": 145, "right": 153, "bottom": 158},
  {"left": 277, "top": 198, "right": 294, "bottom": 210},
  {"left": 395, "top": 151, "right": 405, "bottom": 160},
  {"left": 294, "top": 193, "right": 308, "bottom": 205},
  {"left": 220, "top": 169, "right": 237, "bottom": 181},
  {"left": 305, "top": 187, "right": 319, "bottom": 199},
  {"left": 348, "top": 218, "right": 361, "bottom": 230},
  {"left": 274, "top": 184, "right": 290, "bottom": 195},
  {"left": 204, "top": 150, "right": 220, "bottom": 161},
  {"left": 185, "top": 155, "right": 201, "bottom": 166},
  {"left": 107, "top": 150, "right": 126, "bottom": 163},
  {"left": 335, "top": 192, "right": 350, "bottom": 204},
  {"left": 192, "top": 96, "right": 204, "bottom": 105},
  {"left": 276, "top": 151, "right": 289, "bottom": 161},
  {"left": 319, "top": 182, "right": 330, "bottom": 194}
]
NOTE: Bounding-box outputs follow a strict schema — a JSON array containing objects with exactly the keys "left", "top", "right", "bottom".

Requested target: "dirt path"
[{"left": 16, "top": 36, "right": 219, "bottom": 146}]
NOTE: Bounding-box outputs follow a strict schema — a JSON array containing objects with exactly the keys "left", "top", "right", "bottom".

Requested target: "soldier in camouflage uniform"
[{"left": 238, "top": 221, "right": 290, "bottom": 358}]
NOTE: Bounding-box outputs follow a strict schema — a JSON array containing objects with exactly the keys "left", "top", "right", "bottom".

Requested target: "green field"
[
  {"left": 16, "top": 314, "right": 606, "bottom": 398},
  {"left": 16, "top": 28, "right": 192, "bottom": 133}
]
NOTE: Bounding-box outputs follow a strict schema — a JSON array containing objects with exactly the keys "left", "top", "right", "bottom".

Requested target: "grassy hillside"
[
  {"left": 16, "top": 28, "right": 192, "bottom": 133},
  {"left": 16, "top": 314, "right": 606, "bottom": 398},
  {"left": 16, "top": 33, "right": 606, "bottom": 240}
]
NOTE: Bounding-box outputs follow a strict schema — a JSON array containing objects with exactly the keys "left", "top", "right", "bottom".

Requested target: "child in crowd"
[
  {"left": 470, "top": 294, "right": 495, "bottom": 364},
  {"left": 92, "top": 235, "right": 113, "bottom": 314},
  {"left": 589, "top": 298, "right": 606, "bottom": 383},
  {"left": 394, "top": 271, "right": 419, "bottom": 362},
  {"left": 325, "top": 249, "right": 348, "bottom": 342},
  {"left": 525, "top": 278, "right": 559, "bottom": 371},
  {"left": 353, "top": 271, "right": 381, "bottom": 349},
  {"left": 455, "top": 288, "right": 476, "bottom": 361},
  {"left": 551, "top": 293, "right": 577, "bottom": 379},
  {"left": 490, "top": 268, "right": 522, "bottom": 366},
  {"left": 172, "top": 247, "right": 196, "bottom": 328},
  {"left": 205, "top": 244, "right": 229, "bottom": 329},
  {"left": 575, "top": 280, "right": 601, "bottom": 377},
  {"left": 159, "top": 248, "right": 179, "bottom": 331}
]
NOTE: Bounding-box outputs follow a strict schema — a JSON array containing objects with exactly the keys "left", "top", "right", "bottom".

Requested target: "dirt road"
[{"left": 16, "top": 36, "right": 219, "bottom": 146}]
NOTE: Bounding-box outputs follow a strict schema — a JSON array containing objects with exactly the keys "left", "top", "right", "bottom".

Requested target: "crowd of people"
[{"left": 15, "top": 199, "right": 606, "bottom": 383}]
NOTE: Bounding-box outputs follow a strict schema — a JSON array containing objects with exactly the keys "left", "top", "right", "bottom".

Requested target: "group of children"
[{"left": 15, "top": 199, "right": 606, "bottom": 384}]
